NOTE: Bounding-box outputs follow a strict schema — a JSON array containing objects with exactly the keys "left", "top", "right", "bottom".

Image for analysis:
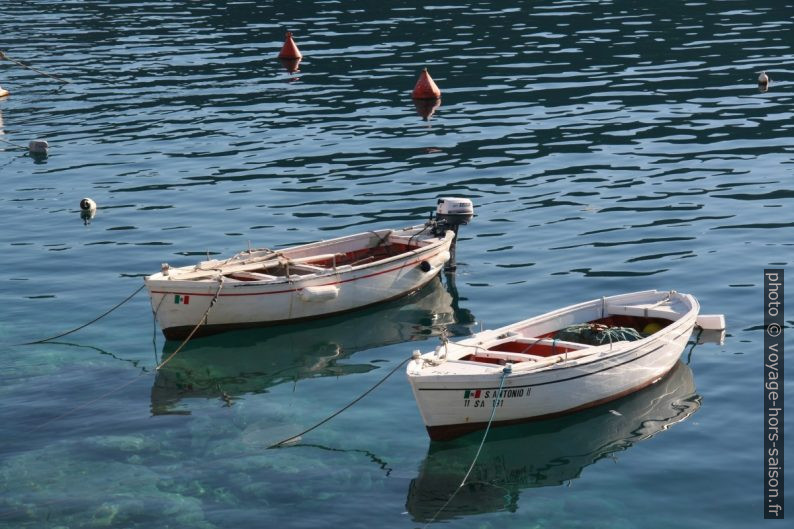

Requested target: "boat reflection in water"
[
  {"left": 151, "top": 275, "right": 474, "bottom": 415},
  {"left": 406, "top": 360, "right": 700, "bottom": 522}
]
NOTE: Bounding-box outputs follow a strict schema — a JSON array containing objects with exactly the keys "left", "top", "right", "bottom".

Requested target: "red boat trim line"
[
  {"left": 160, "top": 273, "right": 442, "bottom": 340},
  {"left": 425, "top": 363, "right": 680, "bottom": 441},
  {"left": 150, "top": 247, "right": 445, "bottom": 298},
  {"left": 417, "top": 325, "right": 693, "bottom": 392}
]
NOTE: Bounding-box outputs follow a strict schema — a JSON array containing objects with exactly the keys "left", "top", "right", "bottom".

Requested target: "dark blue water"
[{"left": 1, "top": 1, "right": 791, "bottom": 527}]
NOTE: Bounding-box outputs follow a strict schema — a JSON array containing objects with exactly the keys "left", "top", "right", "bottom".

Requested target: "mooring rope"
[
  {"left": 31, "top": 281, "right": 223, "bottom": 431},
  {"left": 0, "top": 50, "right": 70, "bottom": 84},
  {"left": 422, "top": 364, "right": 511, "bottom": 528},
  {"left": 267, "top": 355, "right": 411, "bottom": 449},
  {"left": 156, "top": 278, "right": 224, "bottom": 371},
  {"left": 368, "top": 229, "right": 392, "bottom": 249},
  {"left": 19, "top": 284, "right": 146, "bottom": 346},
  {"left": 0, "top": 137, "right": 28, "bottom": 150},
  {"left": 686, "top": 327, "right": 704, "bottom": 365},
  {"left": 408, "top": 222, "right": 431, "bottom": 249}
]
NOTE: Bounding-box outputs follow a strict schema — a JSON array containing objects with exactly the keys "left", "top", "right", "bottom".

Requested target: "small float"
[
  {"left": 145, "top": 198, "right": 473, "bottom": 340},
  {"left": 406, "top": 289, "right": 725, "bottom": 440}
]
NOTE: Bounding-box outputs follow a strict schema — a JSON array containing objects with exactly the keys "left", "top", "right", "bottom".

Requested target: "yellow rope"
[
  {"left": 31, "top": 280, "right": 224, "bottom": 431},
  {"left": 156, "top": 278, "right": 224, "bottom": 371}
]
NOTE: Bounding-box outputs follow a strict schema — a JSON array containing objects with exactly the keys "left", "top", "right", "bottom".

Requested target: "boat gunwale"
[
  {"left": 411, "top": 290, "right": 699, "bottom": 375},
  {"left": 144, "top": 225, "right": 454, "bottom": 289},
  {"left": 414, "top": 320, "right": 697, "bottom": 387}
]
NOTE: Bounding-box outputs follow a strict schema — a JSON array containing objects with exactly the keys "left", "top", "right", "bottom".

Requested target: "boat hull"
[
  {"left": 146, "top": 236, "right": 452, "bottom": 340},
  {"left": 407, "top": 292, "right": 698, "bottom": 440},
  {"left": 406, "top": 361, "right": 699, "bottom": 520}
]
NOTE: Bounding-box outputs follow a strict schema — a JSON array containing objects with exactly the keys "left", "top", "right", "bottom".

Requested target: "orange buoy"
[
  {"left": 278, "top": 31, "right": 302, "bottom": 60},
  {"left": 412, "top": 68, "right": 441, "bottom": 100}
]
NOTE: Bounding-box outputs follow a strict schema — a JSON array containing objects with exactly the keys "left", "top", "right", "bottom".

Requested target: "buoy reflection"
[
  {"left": 414, "top": 98, "right": 441, "bottom": 121},
  {"left": 279, "top": 58, "right": 301, "bottom": 74}
]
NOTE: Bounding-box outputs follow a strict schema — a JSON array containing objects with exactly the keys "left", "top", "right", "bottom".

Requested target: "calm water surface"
[{"left": 1, "top": 1, "right": 792, "bottom": 527}]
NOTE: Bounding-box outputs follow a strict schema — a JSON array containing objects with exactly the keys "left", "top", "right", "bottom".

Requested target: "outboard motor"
[{"left": 433, "top": 197, "right": 474, "bottom": 271}]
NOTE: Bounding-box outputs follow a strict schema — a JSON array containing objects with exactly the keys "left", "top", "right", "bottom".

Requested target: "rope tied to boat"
[
  {"left": 0, "top": 137, "right": 29, "bottom": 150},
  {"left": 230, "top": 246, "right": 274, "bottom": 262},
  {"left": 422, "top": 364, "right": 512, "bottom": 528},
  {"left": 439, "top": 328, "right": 450, "bottom": 359},
  {"left": 408, "top": 222, "right": 431, "bottom": 249},
  {"left": 267, "top": 355, "right": 411, "bottom": 449},
  {"left": 156, "top": 277, "right": 224, "bottom": 371},
  {"left": 0, "top": 50, "right": 71, "bottom": 84},
  {"left": 18, "top": 283, "right": 146, "bottom": 346},
  {"left": 30, "top": 279, "right": 223, "bottom": 431},
  {"left": 369, "top": 230, "right": 392, "bottom": 247},
  {"left": 686, "top": 327, "right": 704, "bottom": 365}
]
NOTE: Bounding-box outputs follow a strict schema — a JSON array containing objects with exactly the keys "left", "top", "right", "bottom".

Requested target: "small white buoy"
[
  {"left": 80, "top": 197, "right": 97, "bottom": 213},
  {"left": 28, "top": 139, "right": 48, "bottom": 155},
  {"left": 757, "top": 71, "right": 770, "bottom": 92},
  {"left": 0, "top": 84, "right": 8, "bottom": 98},
  {"left": 80, "top": 197, "right": 97, "bottom": 224}
]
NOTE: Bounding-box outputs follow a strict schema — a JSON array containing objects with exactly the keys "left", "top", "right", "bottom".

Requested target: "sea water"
[{"left": 0, "top": 1, "right": 791, "bottom": 527}]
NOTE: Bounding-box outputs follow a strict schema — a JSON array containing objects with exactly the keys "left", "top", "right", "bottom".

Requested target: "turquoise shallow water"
[{"left": 0, "top": 1, "right": 791, "bottom": 527}]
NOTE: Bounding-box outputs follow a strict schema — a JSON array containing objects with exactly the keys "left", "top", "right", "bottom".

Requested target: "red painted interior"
[
  {"left": 308, "top": 242, "right": 417, "bottom": 267},
  {"left": 460, "top": 315, "right": 674, "bottom": 364},
  {"left": 487, "top": 341, "right": 578, "bottom": 357}
]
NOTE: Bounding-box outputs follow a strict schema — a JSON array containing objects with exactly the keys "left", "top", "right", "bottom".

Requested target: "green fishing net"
[{"left": 555, "top": 324, "right": 643, "bottom": 346}]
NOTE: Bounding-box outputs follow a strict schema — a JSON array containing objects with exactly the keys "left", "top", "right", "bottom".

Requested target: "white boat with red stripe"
[
  {"left": 406, "top": 290, "right": 725, "bottom": 441},
  {"left": 145, "top": 198, "right": 474, "bottom": 340}
]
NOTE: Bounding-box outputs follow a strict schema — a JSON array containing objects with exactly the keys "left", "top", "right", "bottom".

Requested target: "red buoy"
[
  {"left": 278, "top": 31, "right": 302, "bottom": 60},
  {"left": 412, "top": 68, "right": 441, "bottom": 100}
]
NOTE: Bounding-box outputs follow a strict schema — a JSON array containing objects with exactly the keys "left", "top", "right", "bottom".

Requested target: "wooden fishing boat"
[
  {"left": 406, "top": 289, "right": 725, "bottom": 440},
  {"left": 407, "top": 360, "right": 700, "bottom": 520},
  {"left": 145, "top": 199, "right": 474, "bottom": 340},
  {"left": 151, "top": 275, "right": 474, "bottom": 414}
]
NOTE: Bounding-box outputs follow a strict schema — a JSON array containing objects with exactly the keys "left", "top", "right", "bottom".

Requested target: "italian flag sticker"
[{"left": 174, "top": 294, "right": 190, "bottom": 305}]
